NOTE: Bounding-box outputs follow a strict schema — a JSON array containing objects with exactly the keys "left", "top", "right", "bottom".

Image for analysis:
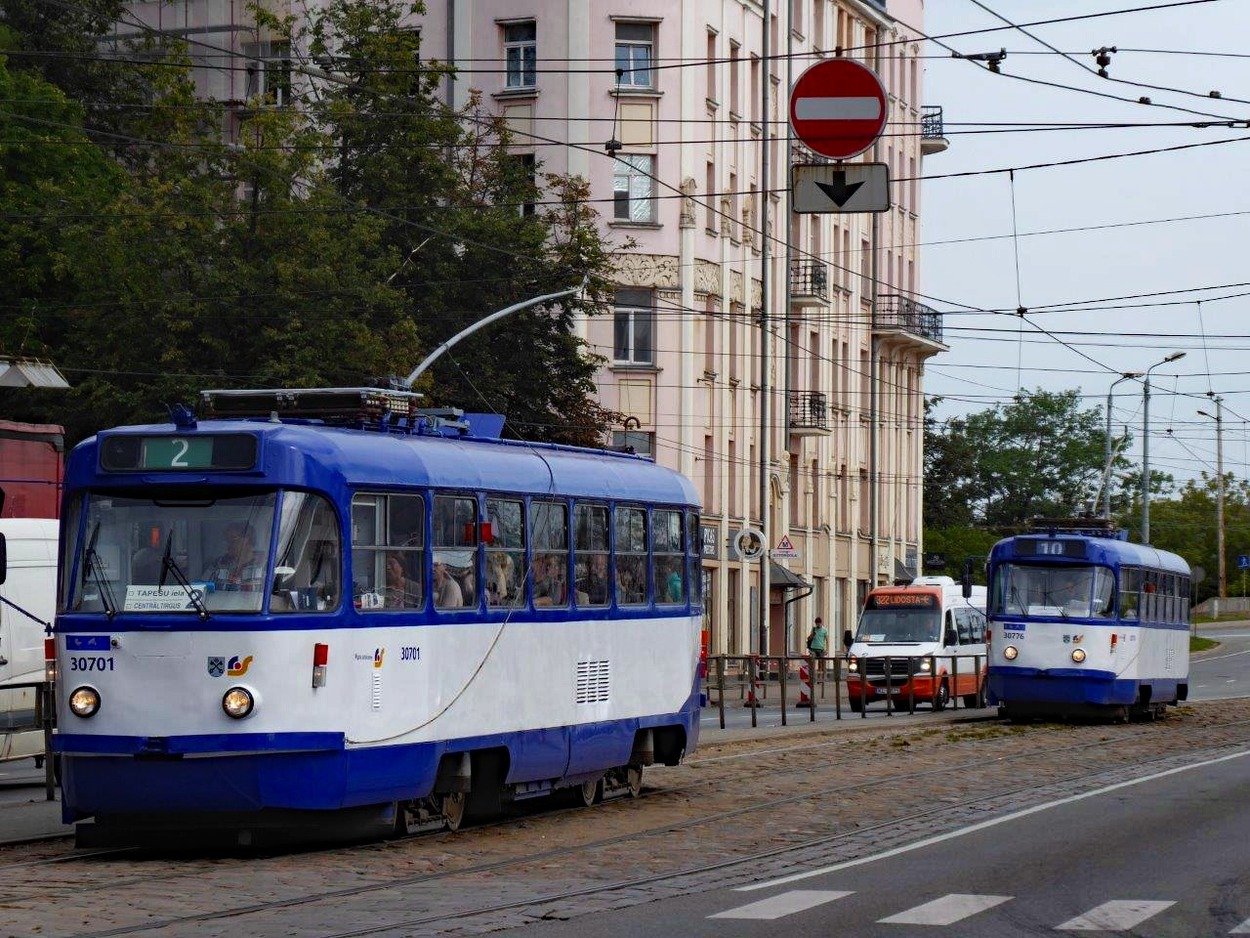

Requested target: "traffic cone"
[{"left": 796, "top": 660, "right": 813, "bottom": 708}]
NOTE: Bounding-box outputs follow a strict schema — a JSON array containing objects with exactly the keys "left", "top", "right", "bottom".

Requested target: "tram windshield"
[
  {"left": 990, "top": 563, "right": 1116, "bottom": 619},
  {"left": 65, "top": 491, "right": 343, "bottom": 615},
  {"left": 854, "top": 607, "right": 941, "bottom": 644}
]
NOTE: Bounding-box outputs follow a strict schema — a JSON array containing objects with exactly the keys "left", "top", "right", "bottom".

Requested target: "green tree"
[
  {"left": 302, "top": 0, "right": 623, "bottom": 445},
  {"left": 925, "top": 389, "right": 1119, "bottom": 529}
]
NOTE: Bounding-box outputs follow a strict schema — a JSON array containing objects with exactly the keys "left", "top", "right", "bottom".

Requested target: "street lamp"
[
  {"left": 1141, "top": 351, "right": 1186, "bottom": 544},
  {"left": 1104, "top": 372, "right": 1143, "bottom": 519},
  {"left": 1197, "top": 396, "right": 1226, "bottom": 599}
]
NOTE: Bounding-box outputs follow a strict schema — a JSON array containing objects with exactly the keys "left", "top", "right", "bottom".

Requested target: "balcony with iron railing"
[
  {"left": 790, "top": 259, "right": 829, "bottom": 305},
  {"left": 920, "top": 105, "right": 949, "bottom": 155},
  {"left": 788, "top": 390, "right": 830, "bottom": 436},
  {"left": 875, "top": 294, "right": 945, "bottom": 354}
]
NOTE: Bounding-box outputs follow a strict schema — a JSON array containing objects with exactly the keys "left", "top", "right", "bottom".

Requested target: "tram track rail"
[{"left": 4, "top": 701, "right": 1250, "bottom": 937}]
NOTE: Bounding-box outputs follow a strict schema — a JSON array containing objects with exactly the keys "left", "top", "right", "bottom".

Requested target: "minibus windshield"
[{"left": 855, "top": 607, "right": 941, "bottom": 643}]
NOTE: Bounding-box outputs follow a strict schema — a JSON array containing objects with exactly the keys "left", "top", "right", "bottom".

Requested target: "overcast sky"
[{"left": 915, "top": 0, "right": 1249, "bottom": 491}]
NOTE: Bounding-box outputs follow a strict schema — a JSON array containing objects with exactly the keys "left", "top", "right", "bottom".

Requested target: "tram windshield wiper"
[
  {"left": 84, "top": 522, "right": 117, "bottom": 620},
  {"left": 159, "top": 528, "right": 211, "bottom": 621}
]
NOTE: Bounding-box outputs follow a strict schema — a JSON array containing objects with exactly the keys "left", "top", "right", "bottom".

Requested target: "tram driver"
[{"left": 202, "top": 521, "right": 265, "bottom": 592}]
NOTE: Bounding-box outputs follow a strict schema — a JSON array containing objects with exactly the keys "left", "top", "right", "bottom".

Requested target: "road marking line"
[
  {"left": 878, "top": 893, "right": 1012, "bottom": 925},
  {"left": 1055, "top": 899, "right": 1174, "bottom": 930},
  {"left": 1230, "top": 914, "right": 1250, "bottom": 933},
  {"left": 709, "top": 890, "right": 853, "bottom": 920},
  {"left": 739, "top": 748, "right": 1250, "bottom": 891}
]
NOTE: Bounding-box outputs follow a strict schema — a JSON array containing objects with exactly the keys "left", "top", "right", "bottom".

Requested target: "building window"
[
  {"left": 615, "top": 22, "right": 654, "bottom": 88},
  {"left": 612, "top": 430, "right": 655, "bottom": 458},
  {"left": 243, "top": 40, "right": 291, "bottom": 106},
  {"left": 613, "top": 288, "right": 654, "bottom": 365},
  {"left": 508, "top": 152, "right": 537, "bottom": 217},
  {"left": 613, "top": 154, "right": 656, "bottom": 223},
  {"left": 504, "top": 21, "right": 536, "bottom": 89}
]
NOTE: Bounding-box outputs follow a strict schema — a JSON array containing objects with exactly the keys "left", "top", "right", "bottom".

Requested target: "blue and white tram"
[
  {"left": 985, "top": 522, "right": 1191, "bottom": 722},
  {"left": 52, "top": 388, "right": 704, "bottom": 845}
]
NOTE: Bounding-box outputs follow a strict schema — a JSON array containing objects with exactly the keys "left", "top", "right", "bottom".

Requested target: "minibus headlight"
[
  {"left": 222, "top": 686, "right": 255, "bottom": 719},
  {"left": 847, "top": 656, "right": 859, "bottom": 673},
  {"left": 69, "top": 686, "right": 101, "bottom": 718},
  {"left": 918, "top": 658, "right": 932, "bottom": 672},
  {"left": 1003, "top": 645, "right": 1019, "bottom": 661},
  {"left": 1071, "top": 648, "right": 1087, "bottom": 664}
]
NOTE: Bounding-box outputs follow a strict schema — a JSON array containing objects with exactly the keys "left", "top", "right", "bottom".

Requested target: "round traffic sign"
[
  {"left": 788, "top": 58, "right": 888, "bottom": 160},
  {"left": 735, "top": 527, "right": 766, "bottom": 561}
]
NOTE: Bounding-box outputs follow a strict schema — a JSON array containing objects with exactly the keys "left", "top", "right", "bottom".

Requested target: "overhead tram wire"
[
  {"left": 963, "top": 0, "right": 1250, "bottom": 110},
  {"left": 32, "top": 0, "right": 1244, "bottom": 385}
]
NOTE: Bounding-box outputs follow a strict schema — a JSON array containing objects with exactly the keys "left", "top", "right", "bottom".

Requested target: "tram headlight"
[
  {"left": 1071, "top": 647, "right": 1087, "bottom": 664},
  {"left": 222, "top": 686, "right": 255, "bottom": 719},
  {"left": 69, "top": 686, "right": 101, "bottom": 718},
  {"left": 1003, "top": 645, "right": 1019, "bottom": 661}
]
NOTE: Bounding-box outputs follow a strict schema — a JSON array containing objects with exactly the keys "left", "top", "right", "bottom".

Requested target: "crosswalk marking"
[
  {"left": 708, "top": 890, "right": 853, "bottom": 920},
  {"left": 878, "top": 893, "right": 1012, "bottom": 926},
  {"left": 1055, "top": 900, "right": 1176, "bottom": 931}
]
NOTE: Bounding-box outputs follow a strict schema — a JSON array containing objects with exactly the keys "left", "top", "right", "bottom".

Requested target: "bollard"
[
  {"left": 796, "top": 659, "right": 813, "bottom": 708},
  {"left": 746, "top": 656, "right": 760, "bottom": 727}
]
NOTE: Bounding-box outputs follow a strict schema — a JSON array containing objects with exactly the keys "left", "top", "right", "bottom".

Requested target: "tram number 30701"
[
  {"left": 400, "top": 646, "right": 420, "bottom": 661},
  {"left": 69, "top": 656, "right": 116, "bottom": 672}
]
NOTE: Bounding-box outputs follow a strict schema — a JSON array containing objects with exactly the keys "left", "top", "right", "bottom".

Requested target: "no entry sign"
[{"left": 789, "top": 58, "right": 888, "bottom": 160}]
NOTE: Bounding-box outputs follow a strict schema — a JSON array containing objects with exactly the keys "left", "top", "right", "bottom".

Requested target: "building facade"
[{"left": 116, "top": 0, "right": 948, "bottom": 657}]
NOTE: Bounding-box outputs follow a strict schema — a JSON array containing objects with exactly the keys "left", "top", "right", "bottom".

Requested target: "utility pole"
[
  {"left": 1141, "top": 351, "right": 1185, "bottom": 544},
  {"left": 757, "top": 0, "right": 772, "bottom": 658},
  {"left": 1198, "top": 395, "right": 1226, "bottom": 599}
]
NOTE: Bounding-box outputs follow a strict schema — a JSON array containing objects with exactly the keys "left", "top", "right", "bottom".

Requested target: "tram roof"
[
  {"left": 992, "top": 533, "right": 1191, "bottom": 576},
  {"left": 73, "top": 418, "right": 701, "bottom": 507}
]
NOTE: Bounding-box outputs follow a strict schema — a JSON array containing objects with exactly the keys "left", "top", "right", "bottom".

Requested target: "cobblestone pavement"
[{"left": 3, "top": 699, "right": 1248, "bottom": 938}]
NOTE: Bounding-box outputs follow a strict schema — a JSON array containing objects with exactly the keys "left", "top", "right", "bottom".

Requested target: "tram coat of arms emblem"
[{"left": 207, "top": 656, "right": 226, "bottom": 677}]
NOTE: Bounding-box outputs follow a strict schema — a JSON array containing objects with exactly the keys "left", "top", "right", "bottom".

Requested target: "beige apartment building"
[{"left": 115, "top": 0, "right": 948, "bottom": 657}]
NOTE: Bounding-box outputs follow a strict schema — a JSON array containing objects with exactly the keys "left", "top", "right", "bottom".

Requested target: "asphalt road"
[{"left": 499, "top": 742, "right": 1250, "bottom": 937}]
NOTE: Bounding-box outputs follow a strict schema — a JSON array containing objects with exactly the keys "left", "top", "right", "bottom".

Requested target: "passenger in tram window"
[
  {"left": 534, "top": 554, "right": 567, "bottom": 606},
  {"left": 433, "top": 559, "right": 464, "bottom": 609},
  {"left": 384, "top": 553, "right": 421, "bottom": 609},
  {"left": 202, "top": 521, "right": 265, "bottom": 592},
  {"left": 578, "top": 554, "right": 609, "bottom": 606}
]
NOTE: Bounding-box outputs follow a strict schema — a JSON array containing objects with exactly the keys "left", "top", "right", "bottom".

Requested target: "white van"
[
  {"left": 0, "top": 518, "right": 57, "bottom": 764},
  {"left": 844, "top": 575, "right": 989, "bottom": 712}
]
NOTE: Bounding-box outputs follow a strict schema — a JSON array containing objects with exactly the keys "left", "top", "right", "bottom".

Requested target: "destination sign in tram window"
[{"left": 100, "top": 434, "right": 258, "bottom": 471}]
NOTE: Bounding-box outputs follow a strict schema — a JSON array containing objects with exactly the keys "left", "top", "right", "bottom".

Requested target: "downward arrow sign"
[{"left": 815, "top": 172, "right": 863, "bottom": 207}]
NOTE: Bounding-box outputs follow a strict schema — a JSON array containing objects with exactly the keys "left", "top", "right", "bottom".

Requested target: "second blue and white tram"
[
  {"left": 985, "top": 522, "right": 1191, "bottom": 722},
  {"left": 51, "top": 388, "right": 704, "bottom": 845}
]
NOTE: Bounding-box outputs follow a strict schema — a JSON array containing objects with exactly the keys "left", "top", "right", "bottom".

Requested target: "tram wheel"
[
  {"left": 441, "top": 791, "right": 467, "bottom": 832},
  {"left": 625, "top": 764, "right": 643, "bottom": 798},
  {"left": 579, "top": 778, "right": 602, "bottom": 807}
]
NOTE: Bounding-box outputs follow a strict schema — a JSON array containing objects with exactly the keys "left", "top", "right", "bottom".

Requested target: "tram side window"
[
  {"left": 653, "top": 508, "right": 685, "bottom": 604},
  {"left": 1119, "top": 566, "right": 1140, "bottom": 621},
  {"left": 532, "top": 500, "right": 569, "bottom": 607},
  {"left": 433, "top": 494, "right": 477, "bottom": 608},
  {"left": 272, "top": 492, "right": 342, "bottom": 613},
  {"left": 485, "top": 497, "right": 524, "bottom": 609},
  {"left": 351, "top": 493, "right": 424, "bottom": 611},
  {"left": 615, "top": 506, "right": 648, "bottom": 605},
  {"left": 687, "top": 511, "right": 702, "bottom": 604},
  {"left": 574, "top": 503, "right": 610, "bottom": 607}
]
